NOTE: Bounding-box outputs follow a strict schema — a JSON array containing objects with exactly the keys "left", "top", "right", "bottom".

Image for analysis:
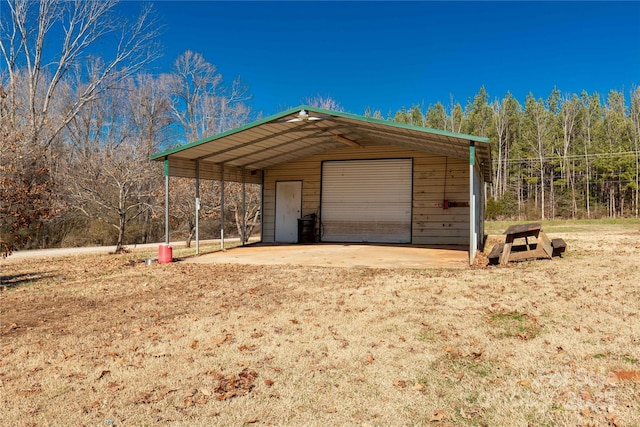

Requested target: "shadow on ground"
[{"left": 0, "top": 272, "right": 57, "bottom": 289}]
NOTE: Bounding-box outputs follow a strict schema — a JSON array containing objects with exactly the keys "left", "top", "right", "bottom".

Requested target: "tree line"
[
  {"left": 382, "top": 86, "right": 640, "bottom": 221},
  {"left": 1, "top": 0, "right": 638, "bottom": 256}
]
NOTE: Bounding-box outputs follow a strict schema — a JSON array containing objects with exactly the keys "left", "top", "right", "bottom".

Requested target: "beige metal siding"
[
  {"left": 262, "top": 145, "right": 470, "bottom": 245},
  {"left": 412, "top": 156, "right": 470, "bottom": 245},
  {"left": 321, "top": 159, "right": 412, "bottom": 243},
  {"left": 167, "top": 157, "right": 262, "bottom": 184}
]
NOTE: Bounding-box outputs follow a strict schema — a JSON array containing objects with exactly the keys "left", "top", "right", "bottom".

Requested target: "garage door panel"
[
  {"left": 321, "top": 220, "right": 410, "bottom": 243},
  {"left": 321, "top": 159, "right": 412, "bottom": 243},
  {"left": 322, "top": 202, "right": 411, "bottom": 221}
]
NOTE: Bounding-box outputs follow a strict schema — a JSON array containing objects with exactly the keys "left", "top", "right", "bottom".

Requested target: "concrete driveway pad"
[{"left": 186, "top": 243, "right": 469, "bottom": 269}]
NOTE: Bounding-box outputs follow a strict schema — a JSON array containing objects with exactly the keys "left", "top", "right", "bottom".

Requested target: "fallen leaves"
[
  {"left": 2, "top": 229, "right": 640, "bottom": 426},
  {"left": 16, "top": 386, "right": 42, "bottom": 397},
  {"left": 470, "top": 349, "right": 483, "bottom": 359},
  {"left": 606, "top": 372, "right": 619, "bottom": 386},
  {"left": 611, "top": 371, "right": 640, "bottom": 383},
  {"left": 429, "top": 410, "right": 446, "bottom": 422},
  {"left": 393, "top": 379, "right": 426, "bottom": 392},
  {"left": 130, "top": 387, "right": 178, "bottom": 404},
  {"left": 238, "top": 344, "right": 258, "bottom": 352},
  {"left": 580, "top": 408, "right": 593, "bottom": 418},
  {"left": 213, "top": 369, "right": 258, "bottom": 401},
  {"left": 183, "top": 387, "right": 209, "bottom": 407},
  {"left": 411, "top": 382, "right": 424, "bottom": 391},
  {"left": 96, "top": 370, "right": 111, "bottom": 380},
  {"left": 444, "top": 346, "right": 462, "bottom": 358},
  {"left": 107, "top": 381, "right": 124, "bottom": 392},
  {"left": 213, "top": 333, "right": 234, "bottom": 346},
  {"left": 393, "top": 380, "right": 407, "bottom": 388},
  {"left": 580, "top": 390, "right": 594, "bottom": 401},
  {"left": 606, "top": 413, "right": 621, "bottom": 427}
]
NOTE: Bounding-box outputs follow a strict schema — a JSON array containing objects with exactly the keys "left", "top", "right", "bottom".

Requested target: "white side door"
[{"left": 275, "top": 181, "right": 302, "bottom": 243}]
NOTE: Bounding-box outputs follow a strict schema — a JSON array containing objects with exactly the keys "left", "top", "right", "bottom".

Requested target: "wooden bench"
[{"left": 551, "top": 238, "right": 567, "bottom": 257}]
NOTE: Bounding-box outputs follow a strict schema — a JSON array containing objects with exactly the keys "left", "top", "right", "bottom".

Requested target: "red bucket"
[{"left": 158, "top": 244, "right": 173, "bottom": 264}]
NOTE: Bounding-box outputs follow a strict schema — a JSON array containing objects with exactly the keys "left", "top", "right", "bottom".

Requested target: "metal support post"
[
  {"left": 195, "top": 160, "right": 200, "bottom": 255},
  {"left": 469, "top": 141, "right": 476, "bottom": 265},
  {"left": 164, "top": 157, "right": 169, "bottom": 245},
  {"left": 241, "top": 168, "right": 246, "bottom": 245},
  {"left": 220, "top": 164, "right": 225, "bottom": 251}
]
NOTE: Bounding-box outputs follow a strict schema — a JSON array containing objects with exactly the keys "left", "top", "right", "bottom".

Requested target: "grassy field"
[{"left": 1, "top": 221, "right": 639, "bottom": 426}]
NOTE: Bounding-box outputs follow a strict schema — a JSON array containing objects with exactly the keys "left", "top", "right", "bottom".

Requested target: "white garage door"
[{"left": 321, "top": 159, "right": 412, "bottom": 243}]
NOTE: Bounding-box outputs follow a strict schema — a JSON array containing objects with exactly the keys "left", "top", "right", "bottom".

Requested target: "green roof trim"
[
  {"left": 293, "top": 105, "right": 490, "bottom": 143},
  {"left": 150, "top": 104, "right": 490, "bottom": 161}
]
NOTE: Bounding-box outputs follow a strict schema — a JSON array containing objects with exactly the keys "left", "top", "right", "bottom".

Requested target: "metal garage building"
[{"left": 151, "top": 106, "right": 492, "bottom": 263}]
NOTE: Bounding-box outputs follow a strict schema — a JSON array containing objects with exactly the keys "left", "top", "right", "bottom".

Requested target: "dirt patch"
[{"left": 1, "top": 223, "right": 639, "bottom": 426}]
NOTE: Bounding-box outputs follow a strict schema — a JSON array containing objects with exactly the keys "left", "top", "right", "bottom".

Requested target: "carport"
[{"left": 151, "top": 106, "right": 492, "bottom": 264}]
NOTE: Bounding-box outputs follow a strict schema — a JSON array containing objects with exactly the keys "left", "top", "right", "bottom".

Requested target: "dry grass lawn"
[{"left": 1, "top": 221, "right": 639, "bottom": 426}]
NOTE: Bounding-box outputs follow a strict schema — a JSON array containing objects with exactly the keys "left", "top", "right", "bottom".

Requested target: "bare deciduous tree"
[
  {"left": 227, "top": 184, "right": 261, "bottom": 242},
  {"left": 0, "top": 0, "right": 159, "bottom": 254},
  {"left": 304, "top": 94, "right": 343, "bottom": 111},
  {"left": 169, "top": 50, "right": 251, "bottom": 141},
  {"left": 1, "top": 0, "right": 159, "bottom": 148},
  {"left": 126, "top": 74, "right": 176, "bottom": 243},
  {"left": 167, "top": 51, "right": 256, "bottom": 243},
  {"left": 62, "top": 75, "right": 171, "bottom": 253},
  {"left": 523, "top": 93, "right": 552, "bottom": 220},
  {"left": 558, "top": 93, "right": 582, "bottom": 218},
  {"left": 168, "top": 178, "right": 224, "bottom": 247}
]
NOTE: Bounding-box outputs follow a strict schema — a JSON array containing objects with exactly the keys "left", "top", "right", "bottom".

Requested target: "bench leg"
[{"left": 500, "top": 241, "right": 513, "bottom": 265}]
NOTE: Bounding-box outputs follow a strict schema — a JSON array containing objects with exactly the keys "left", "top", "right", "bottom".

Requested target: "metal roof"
[{"left": 152, "top": 105, "right": 493, "bottom": 184}]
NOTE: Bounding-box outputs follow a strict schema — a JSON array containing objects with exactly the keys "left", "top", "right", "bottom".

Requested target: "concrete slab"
[{"left": 185, "top": 243, "right": 469, "bottom": 269}]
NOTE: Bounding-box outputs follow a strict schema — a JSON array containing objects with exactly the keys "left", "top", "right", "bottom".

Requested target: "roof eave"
[
  {"left": 150, "top": 105, "right": 310, "bottom": 161},
  {"left": 151, "top": 105, "right": 491, "bottom": 161}
]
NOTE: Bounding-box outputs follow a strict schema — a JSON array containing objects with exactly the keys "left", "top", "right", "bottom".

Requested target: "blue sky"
[{"left": 123, "top": 1, "right": 639, "bottom": 117}]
